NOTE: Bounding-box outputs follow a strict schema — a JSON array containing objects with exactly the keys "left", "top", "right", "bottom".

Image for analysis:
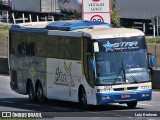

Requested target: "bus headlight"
[
  {"left": 141, "top": 85, "right": 151, "bottom": 90},
  {"left": 97, "top": 89, "right": 110, "bottom": 93}
]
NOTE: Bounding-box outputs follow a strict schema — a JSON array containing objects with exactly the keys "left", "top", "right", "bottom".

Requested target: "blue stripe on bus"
[
  {"left": 96, "top": 89, "right": 152, "bottom": 105},
  {"left": 46, "top": 20, "right": 110, "bottom": 31}
]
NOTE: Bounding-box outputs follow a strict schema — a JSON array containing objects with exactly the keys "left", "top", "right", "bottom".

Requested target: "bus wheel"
[
  {"left": 36, "top": 82, "right": 45, "bottom": 103},
  {"left": 79, "top": 87, "right": 88, "bottom": 109},
  {"left": 28, "top": 81, "right": 36, "bottom": 102},
  {"left": 127, "top": 101, "right": 137, "bottom": 109}
]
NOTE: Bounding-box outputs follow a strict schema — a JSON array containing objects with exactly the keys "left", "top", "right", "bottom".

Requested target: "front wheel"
[
  {"left": 127, "top": 101, "right": 137, "bottom": 109},
  {"left": 79, "top": 87, "right": 88, "bottom": 109},
  {"left": 36, "top": 82, "right": 45, "bottom": 103}
]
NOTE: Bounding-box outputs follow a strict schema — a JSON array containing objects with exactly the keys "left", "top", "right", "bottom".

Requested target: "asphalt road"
[{"left": 0, "top": 75, "right": 160, "bottom": 120}]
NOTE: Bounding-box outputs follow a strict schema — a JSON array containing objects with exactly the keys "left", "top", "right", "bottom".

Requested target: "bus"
[{"left": 9, "top": 20, "right": 154, "bottom": 109}]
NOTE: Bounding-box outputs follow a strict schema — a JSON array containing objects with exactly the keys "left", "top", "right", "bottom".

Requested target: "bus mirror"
[
  {"left": 93, "top": 42, "right": 99, "bottom": 52},
  {"left": 149, "top": 55, "right": 155, "bottom": 68}
]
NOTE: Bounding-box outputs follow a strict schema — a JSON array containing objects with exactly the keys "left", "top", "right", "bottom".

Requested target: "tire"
[
  {"left": 127, "top": 101, "right": 137, "bottom": 109},
  {"left": 36, "top": 82, "right": 45, "bottom": 103},
  {"left": 28, "top": 81, "right": 36, "bottom": 102},
  {"left": 79, "top": 87, "right": 88, "bottom": 109}
]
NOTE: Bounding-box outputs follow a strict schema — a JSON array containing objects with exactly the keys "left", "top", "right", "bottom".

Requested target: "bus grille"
[{"left": 113, "top": 87, "right": 138, "bottom": 91}]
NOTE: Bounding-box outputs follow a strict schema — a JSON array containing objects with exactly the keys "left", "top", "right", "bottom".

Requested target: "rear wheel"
[
  {"left": 28, "top": 81, "right": 36, "bottom": 102},
  {"left": 36, "top": 82, "right": 45, "bottom": 103},
  {"left": 127, "top": 101, "right": 137, "bottom": 109},
  {"left": 79, "top": 87, "right": 88, "bottom": 109}
]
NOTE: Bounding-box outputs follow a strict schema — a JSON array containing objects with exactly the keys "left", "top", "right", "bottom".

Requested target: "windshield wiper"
[
  {"left": 113, "top": 39, "right": 126, "bottom": 84},
  {"left": 112, "top": 68, "right": 125, "bottom": 84}
]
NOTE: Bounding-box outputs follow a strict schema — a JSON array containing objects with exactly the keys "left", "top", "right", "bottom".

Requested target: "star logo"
[{"left": 103, "top": 41, "right": 114, "bottom": 52}]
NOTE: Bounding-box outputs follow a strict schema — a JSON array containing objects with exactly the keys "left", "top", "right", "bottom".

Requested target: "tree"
[{"left": 111, "top": 0, "right": 121, "bottom": 27}]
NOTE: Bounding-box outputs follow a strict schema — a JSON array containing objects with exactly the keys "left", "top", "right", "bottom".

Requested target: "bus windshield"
[{"left": 93, "top": 36, "right": 149, "bottom": 85}]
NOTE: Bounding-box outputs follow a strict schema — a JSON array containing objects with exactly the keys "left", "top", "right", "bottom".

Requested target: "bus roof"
[
  {"left": 10, "top": 20, "right": 144, "bottom": 39},
  {"left": 46, "top": 20, "right": 110, "bottom": 31},
  {"left": 76, "top": 27, "right": 144, "bottom": 39}
]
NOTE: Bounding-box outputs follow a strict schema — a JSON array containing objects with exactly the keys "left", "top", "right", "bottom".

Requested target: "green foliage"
[
  {"left": 0, "top": 24, "right": 9, "bottom": 37},
  {"left": 146, "top": 37, "right": 160, "bottom": 44},
  {"left": 63, "top": 13, "right": 82, "bottom": 20},
  {"left": 111, "top": 0, "right": 121, "bottom": 27}
]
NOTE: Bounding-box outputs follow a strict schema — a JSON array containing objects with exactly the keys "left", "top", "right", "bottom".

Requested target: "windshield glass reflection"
[{"left": 93, "top": 36, "right": 149, "bottom": 85}]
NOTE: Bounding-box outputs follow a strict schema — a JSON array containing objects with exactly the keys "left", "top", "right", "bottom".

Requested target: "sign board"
[
  {"left": 83, "top": 0, "right": 110, "bottom": 13},
  {"left": 82, "top": 0, "right": 111, "bottom": 26},
  {"left": 84, "top": 13, "right": 110, "bottom": 23}
]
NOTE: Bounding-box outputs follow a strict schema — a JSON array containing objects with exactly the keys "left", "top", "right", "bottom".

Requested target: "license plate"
[{"left": 121, "top": 94, "right": 130, "bottom": 98}]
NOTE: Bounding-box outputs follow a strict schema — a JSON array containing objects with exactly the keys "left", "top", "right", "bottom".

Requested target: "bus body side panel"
[
  {"left": 10, "top": 55, "right": 36, "bottom": 95},
  {"left": 47, "top": 58, "right": 83, "bottom": 102},
  {"left": 46, "top": 58, "right": 60, "bottom": 99}
]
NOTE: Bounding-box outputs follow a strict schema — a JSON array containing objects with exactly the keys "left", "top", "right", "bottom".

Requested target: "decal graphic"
[
  {"left": 54, "top": 61, "right": 75, "bottom": 97},
  {"left": 29, "top": 65, "right": 36, "bottom": 78},
  {"left": 103, "top": 41, "right": 114, "bottom": 52},
  {"left": 29, "top": 59, "right": 36, "bottom": 78},
  {"left": 103, "top": 41, "right": 139, "bottom": 52}
]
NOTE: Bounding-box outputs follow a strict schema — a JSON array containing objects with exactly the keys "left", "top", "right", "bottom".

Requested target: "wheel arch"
[{"left": 78, "top": 84, "right": 85, "bottom": 101}]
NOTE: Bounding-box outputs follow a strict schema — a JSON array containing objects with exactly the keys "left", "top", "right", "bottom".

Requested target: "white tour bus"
[{"left": 9, "top": 20, "right": 154, "bottom": 109}]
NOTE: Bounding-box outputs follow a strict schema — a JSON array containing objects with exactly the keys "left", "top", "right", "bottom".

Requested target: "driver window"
[{"left": 83, "top": 37, "right": 95, "bottom": 87}]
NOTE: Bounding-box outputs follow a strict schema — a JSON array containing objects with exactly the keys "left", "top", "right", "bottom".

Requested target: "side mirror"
[
  {"left": 148, "top": 54, "right": 155, "bottom": 75},
  {"left": 90, "top": 59, "right": 96, "bottom": 72},
  {"left": 149, "top": 55, "right": 155, "bottom": 68}
]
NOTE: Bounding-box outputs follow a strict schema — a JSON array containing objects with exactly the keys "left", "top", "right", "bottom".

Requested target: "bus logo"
[
  {"left": 103, "top": 41, "right": 139, "bottom": 52},
  {"left": 55, "top": 61, "right": 75, "bottom": 86},
  {"left": 103, "top": 41, "right": 114, "bottom": 52}
]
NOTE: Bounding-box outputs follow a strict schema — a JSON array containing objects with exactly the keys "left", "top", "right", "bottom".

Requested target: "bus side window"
[
  {"left": 58, "top": 36, "right": 81, "bottom": 60},
  {"left": 47, "top": 36, "right": 58, "bottom": 58},
  {"left": 35, "top": 34, "right": 47, "bottom": 57}
]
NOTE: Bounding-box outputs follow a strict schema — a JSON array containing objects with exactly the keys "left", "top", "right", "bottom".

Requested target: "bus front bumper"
[{"left": 96, "top": 89, "right": 152, "bottom": 105}]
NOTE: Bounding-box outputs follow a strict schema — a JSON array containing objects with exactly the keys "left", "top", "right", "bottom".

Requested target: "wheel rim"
[{"left": 36, "top": 84, "right": 43, "bottom": 102}]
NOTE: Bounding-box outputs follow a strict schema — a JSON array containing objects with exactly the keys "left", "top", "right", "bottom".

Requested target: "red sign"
[
  {"left": 121, "top": 94, "right": 131, "bottom": 99},
  {"left": 92, "top": 0, "right": 100, "bottom": 2},
  {"left": 90, "top": 15, "right": 104, "bottom": 22}
]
